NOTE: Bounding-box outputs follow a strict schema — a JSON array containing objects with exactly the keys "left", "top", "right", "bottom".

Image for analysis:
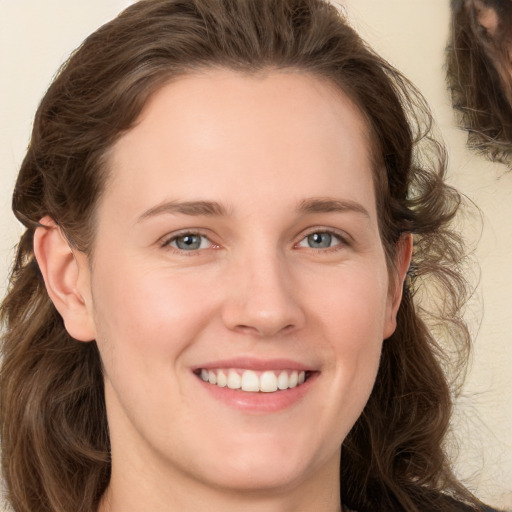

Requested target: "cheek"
[
  {"left": 298, "top": 271, "right": 386, "bottom": 454},
  {"left": 311, "top": 264, "right": 388, "bottom": 392},
  {"left": 89, "top": 257, "right": 216, "bottom": 373},
  {"left": 309, "top": 262, "right": 390, "bottom": 339}
]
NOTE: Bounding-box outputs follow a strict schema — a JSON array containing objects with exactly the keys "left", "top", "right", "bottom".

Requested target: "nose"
[{"left": 221, "top": 250, "right": 306, "bottom": 338}]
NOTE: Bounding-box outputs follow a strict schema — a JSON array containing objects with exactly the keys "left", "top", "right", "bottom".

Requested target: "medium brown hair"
[
  {"left": 1, "top": 1, "right": 480, "bottom": 510},
  {"left": 447, "top": 0, "right": 512, "bottom": 168}
]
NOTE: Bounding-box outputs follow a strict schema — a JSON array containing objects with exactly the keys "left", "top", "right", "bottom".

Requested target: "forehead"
[{"left": 102, "top": 69, "right": 376, "bottom": 223}]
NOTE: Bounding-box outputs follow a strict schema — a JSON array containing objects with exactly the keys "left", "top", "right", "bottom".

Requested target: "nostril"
[
  {"left": 232, "top": 322, "right": 297, "bottom": 338},
  {"left": 220, "top": 276, "right": 306, "bottom": 336}
]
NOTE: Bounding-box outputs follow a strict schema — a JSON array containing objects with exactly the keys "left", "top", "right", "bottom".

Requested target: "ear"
[
  {"left": 33, "top": 216, "right": 96, "bottom": 342},
  {"left": 383, "top": 233, "right": 413, "bottom": 339}
]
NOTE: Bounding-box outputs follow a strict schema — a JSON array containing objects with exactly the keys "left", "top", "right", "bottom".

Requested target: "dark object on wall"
[{"left": 447, "top": 0, "right": 512, "bottom": 168}]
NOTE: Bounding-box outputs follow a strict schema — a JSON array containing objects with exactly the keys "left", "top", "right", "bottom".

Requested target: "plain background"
[{"left": 0, "top": 1, "right": 511, "bottom": 509}]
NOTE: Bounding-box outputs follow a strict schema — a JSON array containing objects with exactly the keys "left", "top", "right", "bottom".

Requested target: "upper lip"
[{"left": 192, "top": 357, "right": 316, "bottom": 372}]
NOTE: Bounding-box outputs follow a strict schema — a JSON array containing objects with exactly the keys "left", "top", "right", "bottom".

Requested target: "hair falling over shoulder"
[{"left": 1, "top": 1, "right": 484, "bottom": 511}]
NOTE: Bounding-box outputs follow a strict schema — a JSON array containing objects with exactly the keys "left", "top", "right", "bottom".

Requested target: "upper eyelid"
[
  {"left": 295, "top": 226, "right": 352, "bottom": 245},
  {"left": 160, "top": 229, "right": 213, "bottom": 248},
  {"left": 158, "top": 226, "right": 352, "bottom": 249}
]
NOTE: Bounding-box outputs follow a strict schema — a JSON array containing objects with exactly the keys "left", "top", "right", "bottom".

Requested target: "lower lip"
[{"left": 195, "top": 372, "right": 318, "bottom": 413}]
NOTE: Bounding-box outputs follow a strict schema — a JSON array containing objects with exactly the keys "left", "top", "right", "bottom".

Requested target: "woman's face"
[{"left": 79, "top": 70, "right": 406, "bottom": 499}]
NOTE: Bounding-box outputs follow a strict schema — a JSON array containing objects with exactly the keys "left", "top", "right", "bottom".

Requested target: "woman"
[{"left": 0, "top": 0, "right": 492, "bottom": 511}]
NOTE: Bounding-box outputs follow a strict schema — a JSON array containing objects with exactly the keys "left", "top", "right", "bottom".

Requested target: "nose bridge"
[{"left": 221, "top": 239, "right": 305, "bottom": 337}]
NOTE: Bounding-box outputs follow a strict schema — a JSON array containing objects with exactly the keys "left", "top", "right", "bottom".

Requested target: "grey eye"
[
  {"left": 172, "top": 234, "right": 206, "bottom": 250},
  {"left": 306, "top": 232, "right": 333, "bottom": 249}
]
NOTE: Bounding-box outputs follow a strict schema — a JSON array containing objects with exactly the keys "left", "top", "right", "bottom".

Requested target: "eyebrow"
[
  {"left": 297, "top": 197, "right": 370, "bottom": 218},
  {"left": 137, "top": 200, "right": 229, "bottom": 222},
  {"left": 136, "top": 196, "right": 370, "bottom": 223}
]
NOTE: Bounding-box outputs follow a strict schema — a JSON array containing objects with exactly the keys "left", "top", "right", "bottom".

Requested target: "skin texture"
[{"left": 34, "top": 70, "right": 411, "bottom": 512}]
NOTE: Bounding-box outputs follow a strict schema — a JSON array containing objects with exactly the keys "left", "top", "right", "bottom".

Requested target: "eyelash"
[
  {"left": 296, "top": 228, "right": 349, "bottom": 252},
  {"left": 160, "top": 228, "right": 350, "bottom": 255},
  {"left": 160, "top": 230, "right": 216, "bottom": 255}
]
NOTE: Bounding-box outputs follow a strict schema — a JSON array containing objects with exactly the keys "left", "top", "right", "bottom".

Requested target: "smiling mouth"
[{"left": 195, "top": 368, "right": 311, "bottom": 393}]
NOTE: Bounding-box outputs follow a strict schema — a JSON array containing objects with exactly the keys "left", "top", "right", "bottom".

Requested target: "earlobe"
[
  {"left": 33, "top": 216, "right": 96, "bottom": 342},
  {"left": 383, "top": 233, "right": 413, "bottom": 339}
]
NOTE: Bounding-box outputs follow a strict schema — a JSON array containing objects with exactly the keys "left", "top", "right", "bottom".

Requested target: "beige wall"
[
  {"left": 0, "top": 1, "right": 510, "bottom": 509},
  {"left": 0, "top": 0, "right": 137, "bottom": 290}
]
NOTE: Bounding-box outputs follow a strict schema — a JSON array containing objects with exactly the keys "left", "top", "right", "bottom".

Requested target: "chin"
[
  {"left": 191, "top": 436, "right": 335, "bottom": 495},
  {"left": 204, "top": 462, "right": 311, "bottom": 494}
]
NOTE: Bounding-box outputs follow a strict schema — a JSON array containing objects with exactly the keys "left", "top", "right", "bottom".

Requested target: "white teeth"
[
  {"left": 277, "top": 371, "right": 289, "bottom": 390},
  {"left": 241, "top": 370, "right": 259, "bottom": 392},
  {"left": 260, "top": 371, "right": 278, "bottom": 392},
  {"left": 199, "top": 368, "right": 307, "bottom": 393},
  {"left": 227, "top": 369, "right": 241, "bottom": 390},
  {"left": 217, "top": 370, "right": 227, "bottom": 387}
]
